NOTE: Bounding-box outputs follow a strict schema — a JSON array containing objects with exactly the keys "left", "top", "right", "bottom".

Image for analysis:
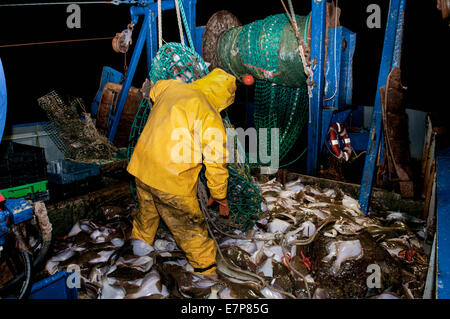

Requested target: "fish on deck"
[{"left": 42, "top": 177, "right": 428, "bottom": 299}]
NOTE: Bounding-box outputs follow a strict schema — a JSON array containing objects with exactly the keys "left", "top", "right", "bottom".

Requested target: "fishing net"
[
  {"left": 254, "top": 80, "right": 309, "bottom": 163},
  {"left": 127, "top": 97, "right": 152, "bottom": 201},
  {"left": 217, "top": 13, "right": 310, "bottom": 87},
  {"left": 149, "top": 42, "right": 209, "bottom": 85},
  {"left": 216, "top": 13, "right": 311, "bottom": 164},
  {"left": 127, "top": 42, "right": 261, "bottom": 232},
  {"left": 38, "top": 91, "right": 117, "bottom": 161}
]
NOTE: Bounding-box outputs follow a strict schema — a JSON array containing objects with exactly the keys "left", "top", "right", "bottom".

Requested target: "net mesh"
[
  {"left": 149, "top": 42, "right": 209, "bottom": 84},
  {"left": 127, "top": 42, "right": 261, "bottom": 231},
  {"left": 254, "top": 80, "right": 309, "bottom": 163},
  {"left": 38, "top": 91, "right": 117, "bottom": 161},
  {"left": 216, "top": 13, "right": 311, "bottom": 165},
  {"left": 217, "top": 13, "right": 310, "bottom": 87}
]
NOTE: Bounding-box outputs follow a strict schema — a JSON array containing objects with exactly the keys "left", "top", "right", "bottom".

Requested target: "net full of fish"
[{"left": 42, "top": 178, "right": 428, "bottom": 299}]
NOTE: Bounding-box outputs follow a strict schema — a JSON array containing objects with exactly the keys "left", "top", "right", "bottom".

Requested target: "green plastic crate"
[{"left": 0, "top": 180, "right": 48, "bottom": 199}]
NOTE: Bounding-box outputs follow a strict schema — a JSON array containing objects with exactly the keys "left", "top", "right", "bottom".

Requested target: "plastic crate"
[
  {"left": 0, "top": 142, "right": 46, "bottom": 169},
  {"left": 0, "top": 142, "right": 47, "bottom": 189},
  {"left": 48, "top": 176, "right": 103, "bottom": 202},
  {"left": 26, "top": 190, "right": 50, "bottom": 202},
  {"left": 47, "top": 160, "right": 100, "bottom": 185},
  {"left": 29, "top": 271, "right": 78, "bottom": 299},
  {"left": 0, "top": 181, "right": 48, "bottom": 199},
  {"left": 11, "top": 173, "right": 47, "bottom": 187}
]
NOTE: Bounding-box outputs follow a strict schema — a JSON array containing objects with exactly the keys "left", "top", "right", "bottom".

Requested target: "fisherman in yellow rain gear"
[{"left": 127, "top": 68, "right": 236, "bottom": 275}]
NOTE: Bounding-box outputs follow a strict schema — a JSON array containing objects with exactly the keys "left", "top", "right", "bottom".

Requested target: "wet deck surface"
[{"left": 39, "top": 176, "right": 428, "bottom": 299}]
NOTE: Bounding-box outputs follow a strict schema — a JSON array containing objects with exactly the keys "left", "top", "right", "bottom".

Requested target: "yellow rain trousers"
[
  {"left": 132, "top": 178, "right": 217, "bottom": 274},
  {"left": 127, "top": 68, "right": 237, "bottom": 275}
]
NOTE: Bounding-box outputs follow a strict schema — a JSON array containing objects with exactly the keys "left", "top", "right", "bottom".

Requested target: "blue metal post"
[
  {"left": 319, "top": 26, "right": 356, "bottom": 154},
  {"left": 91, "top": 66, "right": 124, "bottom": 116},
  {"left": 146, "top": 11, "right": 156, "bottom": 75},
  {"left": 392, "top": 0, "right": 406, "bottom": 69},
  {"left": 358, "top": 0, "right": 405, "bottom": 213},
  {"left": 107, "top": 0, "right": 197, "bottom": 142},
  {"left": 437, "top": 146, "right": 450, "bottom": 298},
  {"left": 0, "top": 58, "right": 7, "bottom": 142},
  {"left": 107, "top": 11, "right": 150, "bottom": 141},
  {"left": 306, "top": 0, "right": 327, "bottom": 175}
]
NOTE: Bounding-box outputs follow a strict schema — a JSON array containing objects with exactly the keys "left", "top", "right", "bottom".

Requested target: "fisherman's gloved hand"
[{"left": 207, "top": 197, "right": 230, "bottom": 217}]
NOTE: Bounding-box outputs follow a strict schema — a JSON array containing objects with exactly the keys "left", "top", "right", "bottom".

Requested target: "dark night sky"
[{"left": 0, "top": 0, "right": 448, "bottom": 127}]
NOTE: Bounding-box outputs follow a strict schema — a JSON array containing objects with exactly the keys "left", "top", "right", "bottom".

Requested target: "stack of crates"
[
  {"left": 0, "top": 142, "right": 49, "bottom": 201},
  {"left": 47, "top": 160, "right": 102, "bottom": 201}
]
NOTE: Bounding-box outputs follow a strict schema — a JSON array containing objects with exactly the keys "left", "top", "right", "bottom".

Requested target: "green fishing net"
[
  {"left": 254, "top": 80, "right": 309, "bottom": 163},
  {"left": 217, "top": 13, "right": 310, "bottom": 87},
  {"left": 127, "top": 42, "right": 261, "bottom": 232},
  {"left": 217, "top": 13, "right": 311, "bottom": 164},
  {"left": 149, "top": 42, "right": 209, "bottom": 85}
]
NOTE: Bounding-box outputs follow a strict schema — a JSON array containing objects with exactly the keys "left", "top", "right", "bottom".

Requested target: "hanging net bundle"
[
  {"left": 215, "top": 13, "right": 312, "bottom": 164},
  {"left": 217, "top": 13, "right": 310, "bottom": 87}
]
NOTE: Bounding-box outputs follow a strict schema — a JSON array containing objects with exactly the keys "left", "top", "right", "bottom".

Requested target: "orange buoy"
[{"left": 242, "top": 74, "right": 254, "bottom": 86}]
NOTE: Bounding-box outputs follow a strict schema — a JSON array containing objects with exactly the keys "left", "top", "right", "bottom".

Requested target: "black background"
[{"left": 0, "top": 0, "right": 448, "bottom": 127}]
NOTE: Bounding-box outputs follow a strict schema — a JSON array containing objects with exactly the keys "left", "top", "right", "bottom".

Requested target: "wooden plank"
[
  {"left": 423, "top": 133, "right": 436, "bottom": 198},
  {"left": 426, "top": 173, "right": 437, "bottom": 241},
  {"left": 280, "top": 171, "right": 424, "bottom": 216},
  {"left": 424, "top": 160, "right": 436, "bottom": 220},
  {"left": 46, "top": 182, "right": 132, "bottom": 237},
  {"left": 421, "top": 115, "right": 433, "bottom": 177}
]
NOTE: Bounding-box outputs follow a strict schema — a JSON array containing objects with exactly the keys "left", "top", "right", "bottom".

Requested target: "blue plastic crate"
[
  {"left": 47, "top": 160, "right": 100, "bottom": 185},
  {"left": 29, "top": 271, "right": 78, "bottom": 299},
  {"left": 4, "top": 198, "right": 33, "bottom": 224}
]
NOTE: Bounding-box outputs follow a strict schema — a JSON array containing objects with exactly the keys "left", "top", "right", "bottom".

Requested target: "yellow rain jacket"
[
  {"left": 127, "top": 68, "right": 236, "bottom": 200},
  {"left": 127, "top": 68, "right": 236, "bottom": 274}
]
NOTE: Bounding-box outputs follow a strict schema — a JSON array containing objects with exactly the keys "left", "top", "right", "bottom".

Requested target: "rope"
[
  {"left": 324, "top": 0, "right": 339, "bottom": 102},
  {"left": 178, "top": 0, "right": 195, "bottom": 50},
  {"left": 287, "top": 0, "right": 299, "bottom": 31},
  {"left": 33, "top": 202, "right": 53, "bottom": 242},
  {"left": 201, "top": 200, "right": 297, "bottom": 299},
  {"left": 157, "top": 0, "right": 162, "bottom": 49},
  {"left": 174, "top": 0, "right": 185, "bottom": 46},
  {"left": 202, "top": 200, "right": 339, "bottom": 299},
  {"left": 0, "top": 36, "right": 113, "bottom": 48},
  {"left": 281, "top": 0, "right": 313, "bottom": 98}
]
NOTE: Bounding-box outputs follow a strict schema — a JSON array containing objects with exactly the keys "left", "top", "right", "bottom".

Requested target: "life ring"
[{"left": 328, "top": 123, "right": 352, "bottom": 161}]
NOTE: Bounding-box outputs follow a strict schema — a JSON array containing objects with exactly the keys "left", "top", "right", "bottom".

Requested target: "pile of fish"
[{"left": 43, "top": 177, "right": 429, "bottom": 299}]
